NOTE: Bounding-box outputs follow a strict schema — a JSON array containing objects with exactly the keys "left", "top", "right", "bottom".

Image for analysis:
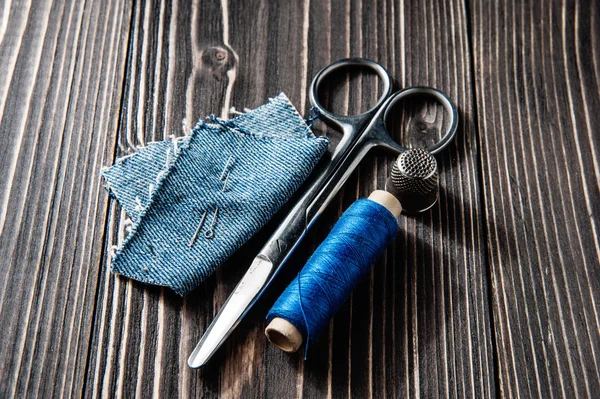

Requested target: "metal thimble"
[{"left": 385, "top": 148, "right": 439, "bottom": 214}]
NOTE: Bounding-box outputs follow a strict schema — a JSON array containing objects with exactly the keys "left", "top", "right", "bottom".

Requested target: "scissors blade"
[{"left": 187, "top": 255, "right": 274, "bottom": 368}]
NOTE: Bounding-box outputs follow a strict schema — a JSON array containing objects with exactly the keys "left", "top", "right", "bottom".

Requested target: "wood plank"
[
  {"left": 84, "top": 1, "right": 236, "bottom": 398},
  {"left": 470, "top": 0, "right": 600, "bottom": 396},
  {"left": 0, "top": 0, "right": 132, "bottom": 397},
  {"left": 86, "top": 0, "right": 494, "bottom": 398}
]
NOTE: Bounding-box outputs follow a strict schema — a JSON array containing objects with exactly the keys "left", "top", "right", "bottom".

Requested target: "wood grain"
[
  {"left": 83, "top": 0, "right": 494, "bottom": 397},
  {"left": 470, "top": 0, "right": 600, "bottom": 397},
  {"left": 0, "top": 0, "right": 132, "bottom": 397},
  {"left": 1, "top": 0, "right": 599, "bottom": 397}
]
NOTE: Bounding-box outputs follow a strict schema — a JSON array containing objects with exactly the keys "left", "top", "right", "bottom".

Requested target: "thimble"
[{"left": 385, "top": 148, "right": 438, "bottom": 214}]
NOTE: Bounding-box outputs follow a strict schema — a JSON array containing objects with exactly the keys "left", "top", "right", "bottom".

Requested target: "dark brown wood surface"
[
  {"left": 0, "top": 0, "right": 597, "bottom": 397},
  {"left": 471, "top": 1, "right": 600, "bottom": 397}
]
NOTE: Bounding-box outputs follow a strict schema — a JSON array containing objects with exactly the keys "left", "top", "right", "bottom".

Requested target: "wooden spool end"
[
  {"left": 265, "top": 317, "right": 304, "bottom": 352},
  {"left": 264, "top": 190, "right": 402, "bottom": 353},
  {"left": 368, "top": 190, "right": 402, "bottom": 218}
]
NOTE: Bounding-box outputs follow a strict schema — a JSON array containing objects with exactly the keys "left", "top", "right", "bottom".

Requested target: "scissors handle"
[{"left": 308, "top": 58, "right": 393, "bottom": 158}]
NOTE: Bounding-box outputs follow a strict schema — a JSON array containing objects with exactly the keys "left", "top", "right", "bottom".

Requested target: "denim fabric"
[
  {"left": 103, "top": 140, "right": 178, "bottom": 223},
  {"left": 102, "top": 93, "right": 329, "bottom": 296}
]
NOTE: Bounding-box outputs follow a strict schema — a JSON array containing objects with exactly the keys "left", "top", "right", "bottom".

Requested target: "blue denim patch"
[{"left": 102, "top": 93, "right": 329, "bottom": 295}]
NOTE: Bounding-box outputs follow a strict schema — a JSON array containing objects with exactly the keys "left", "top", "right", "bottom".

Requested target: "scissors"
[{"left": 188, "top": 58, "right": 458, "bottom": 367}]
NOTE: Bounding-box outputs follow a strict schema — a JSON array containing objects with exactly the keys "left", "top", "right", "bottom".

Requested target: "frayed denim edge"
[{"left": 109, "top": 130, "right": 195, "bottom": 286}]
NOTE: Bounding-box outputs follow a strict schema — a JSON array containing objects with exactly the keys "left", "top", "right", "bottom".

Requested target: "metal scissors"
[{"left": 188, "top": 58, "right": 458, "bottom": 367}]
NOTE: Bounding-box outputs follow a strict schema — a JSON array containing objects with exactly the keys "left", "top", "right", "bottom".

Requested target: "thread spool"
[{"left": 265, "top": 190, "right": 401, "bottom": 352}]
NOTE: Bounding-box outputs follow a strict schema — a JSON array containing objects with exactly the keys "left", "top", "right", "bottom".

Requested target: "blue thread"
[
  {"left": 266, "top": 198, "right": 398, "bottom": 355},
  {"left": 304, "top": 106, "right": 321, "bottom": 128},
  {"left": 206, "top": 114, "right": 252, "bottom": 136}
]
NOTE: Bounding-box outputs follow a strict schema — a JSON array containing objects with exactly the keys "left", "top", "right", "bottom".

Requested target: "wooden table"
[{"left": 1, "top": 0, "right": 599, "bottom": 397}]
